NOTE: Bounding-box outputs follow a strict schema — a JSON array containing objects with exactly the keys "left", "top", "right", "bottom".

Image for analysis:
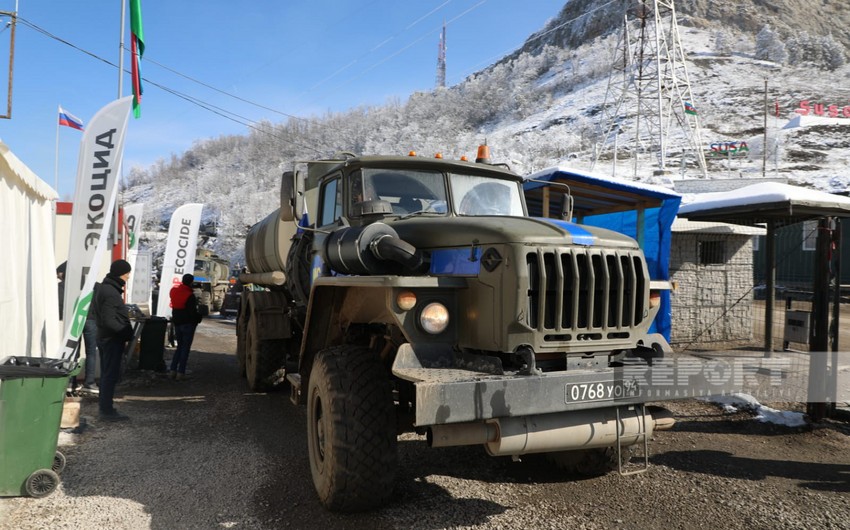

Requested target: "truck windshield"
[
  {"left": 450, "top": 174, "right": 524, "bottom": 216},
  {"left": 353, "top": 169, "right": 448, "bottom": 215},
  {"left": 350, "top": 168, "right": 524, "bottom": 217},
  {"left": 193, "top": 259, "right": 210, "bottom": 277}
]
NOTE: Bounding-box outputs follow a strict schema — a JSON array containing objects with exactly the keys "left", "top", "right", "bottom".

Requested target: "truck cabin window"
[
  {"left": 349, "top": 169, "right": 448, "bottom": 216},
  {"left": 319, "top": 177, "right": 342, "bottom": 226}
]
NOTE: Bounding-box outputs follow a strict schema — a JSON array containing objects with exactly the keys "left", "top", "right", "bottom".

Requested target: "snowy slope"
[{"left": 123, "top": 22, "right": 850, "bottom": 265}]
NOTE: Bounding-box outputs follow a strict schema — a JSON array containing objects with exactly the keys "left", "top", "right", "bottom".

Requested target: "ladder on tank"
[{"left": 615, "top": 404, "right": 650, "bottom": 475}]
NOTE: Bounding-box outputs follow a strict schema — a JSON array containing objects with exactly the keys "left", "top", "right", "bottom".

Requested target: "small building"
[{"left": 668, "top": 219, "right": 765, "bottom": 349}]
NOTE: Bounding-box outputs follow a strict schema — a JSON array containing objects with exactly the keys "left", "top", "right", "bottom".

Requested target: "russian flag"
[{"left": 58, "top": 106, "right": 84, "bottom": 131}]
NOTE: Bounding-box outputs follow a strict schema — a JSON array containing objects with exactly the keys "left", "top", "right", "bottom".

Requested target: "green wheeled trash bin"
[{"left": 0, "top": 356, "right": 80, "bottom": 497}]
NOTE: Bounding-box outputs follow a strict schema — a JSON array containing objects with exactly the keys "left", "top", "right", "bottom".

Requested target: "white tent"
[{"left": 0, "top": 140, "right": 61, "bottom": 359}]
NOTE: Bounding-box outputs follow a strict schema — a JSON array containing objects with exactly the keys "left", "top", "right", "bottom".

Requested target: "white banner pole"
[
  {"left": 155, "top": 203, "right": 204, "bottom": 319},
  {"left": 59, "top": 96, "right": 134, "bottom": 360}
]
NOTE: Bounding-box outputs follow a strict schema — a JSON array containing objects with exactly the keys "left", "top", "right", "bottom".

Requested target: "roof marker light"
[{"left": 475, "top": 144, "right": 491, "bottom": 164}]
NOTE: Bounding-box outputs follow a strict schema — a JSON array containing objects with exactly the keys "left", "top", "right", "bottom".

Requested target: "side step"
[
  {"left": 616, "top": 404, "right": 649, "bottom": 476},
  {"left": 286, "top": 373, "right": 302, "bottom": 405}
]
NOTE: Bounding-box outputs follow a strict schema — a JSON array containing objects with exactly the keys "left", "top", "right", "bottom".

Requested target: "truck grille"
[{"left": 525, "top": 249, "right": 646, "bottom": 335}]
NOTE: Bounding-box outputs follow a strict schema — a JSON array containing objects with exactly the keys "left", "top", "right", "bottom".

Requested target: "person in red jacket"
[{"left": 169, "top": 273, "right": 203, "bottom": 380}]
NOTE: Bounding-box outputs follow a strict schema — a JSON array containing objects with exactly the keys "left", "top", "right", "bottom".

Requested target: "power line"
[
  {"left": 15, "top": 16, "right": 324, "bottom": 155},
  {"left": 448, "top": 0, "right": 619, "bottom": 84},
  {"left": 139, "top": 54, "right": 309, "bottom": 123},
  {"left": 308, "top": 0, "right": 489, "bottom": 107},
  {"left": 299, "top": 0, "right": 455, "bottom": 97}
]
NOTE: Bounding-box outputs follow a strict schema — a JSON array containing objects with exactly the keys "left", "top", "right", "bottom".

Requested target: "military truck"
[
  {"left": 237, "top": 147, "right": 675, "bottom": 512},
  {"left": 192, "top": 248, "right": 230, "bottom": 315}
]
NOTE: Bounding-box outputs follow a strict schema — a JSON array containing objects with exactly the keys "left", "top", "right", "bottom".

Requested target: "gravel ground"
[{"left": 1, "top": 317, "right": 848, "bottom": 529}]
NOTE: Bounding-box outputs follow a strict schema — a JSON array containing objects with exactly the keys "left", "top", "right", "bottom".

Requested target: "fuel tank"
[{"left": 244, "top": 208, "right": 298, "bottom": 275}]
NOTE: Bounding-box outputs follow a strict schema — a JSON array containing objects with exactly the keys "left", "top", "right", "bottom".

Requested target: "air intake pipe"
[{"left": 324, "top": 222, "right": 425, "bottom": 275}]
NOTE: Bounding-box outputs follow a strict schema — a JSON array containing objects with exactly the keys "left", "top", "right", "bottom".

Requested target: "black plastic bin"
[
  {"left": 138, "top": 317, "right": 168, "bottom": 372},
  {"left": 0, "top": 356, "right": 80, "bottom": 497}
]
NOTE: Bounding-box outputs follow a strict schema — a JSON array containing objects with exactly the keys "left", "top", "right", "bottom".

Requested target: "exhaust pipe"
[{"left": 427, "top": 406, "right": 675, "bottom": 456}]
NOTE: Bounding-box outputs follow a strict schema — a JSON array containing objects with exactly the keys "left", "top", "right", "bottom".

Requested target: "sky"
[{"left": 0, "top": 0, "right": 563, "bottom": 199}]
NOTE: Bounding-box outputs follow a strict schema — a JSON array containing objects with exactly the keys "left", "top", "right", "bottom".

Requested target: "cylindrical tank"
[{"left": 245, "top": 208, "right": 298, "bottom": 276}]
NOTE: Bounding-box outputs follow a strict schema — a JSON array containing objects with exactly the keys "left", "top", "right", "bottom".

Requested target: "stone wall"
[{"left": 669, "top": 232, "right": 756, "bottom": 348}]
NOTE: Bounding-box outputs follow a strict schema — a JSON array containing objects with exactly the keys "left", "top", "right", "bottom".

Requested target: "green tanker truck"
[
  {"left": 192, "top": 248, "right": 230, "bottom": 315},
  {"left": 237, "top": 147, "right": 677, "bottom": 512}
]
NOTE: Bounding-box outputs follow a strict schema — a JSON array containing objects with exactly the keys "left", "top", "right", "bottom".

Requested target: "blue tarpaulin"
[{"left": 524, "top": 167, "right": 681, "bottom": 341}]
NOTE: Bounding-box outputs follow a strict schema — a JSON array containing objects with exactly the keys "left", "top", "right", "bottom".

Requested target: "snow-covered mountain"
[{"left": 124, "top": 0, "right": 850, "bottom": 266}]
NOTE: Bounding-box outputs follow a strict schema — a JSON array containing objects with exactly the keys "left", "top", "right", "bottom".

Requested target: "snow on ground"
[{"left": 703, "top": 393, "right": 808, "bottom": 427}]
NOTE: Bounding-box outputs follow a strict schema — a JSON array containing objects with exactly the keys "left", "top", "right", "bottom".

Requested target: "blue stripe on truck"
[
  {"left": 533, "top": 218, "right": 595, "bottom": 246},
  {"left": 429, "top": 248, "right": 482, "bottom": 276}
]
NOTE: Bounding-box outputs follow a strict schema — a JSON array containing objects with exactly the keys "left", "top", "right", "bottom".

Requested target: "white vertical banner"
[
  {"left": 156, "top": 203, "right": 204, "bottom": 319},
  {"left": 130, "top": 250, "right": 152, "bottom": 309},
  {"left": 59, "top": 96, "right": 134, "bottom": 360},
  {"left": 123, "top": 202, "right": 144, "bottom": 303}
]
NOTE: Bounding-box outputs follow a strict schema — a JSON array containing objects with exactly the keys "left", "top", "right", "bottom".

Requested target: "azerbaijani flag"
[
  {"left": 58, "top": 106, "right": 84, "bottom": 131},
  {"left": 684, "top": 101, "right": 697, "bottom": 115},
  {"left": 130, "top": 0, "right": 145, "bottom": 118}
]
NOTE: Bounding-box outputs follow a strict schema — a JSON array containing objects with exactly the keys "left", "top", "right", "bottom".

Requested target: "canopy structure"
[
  {"left": 678, "top": 181, "right": 850, "bottom": 418},
  {"left": 0, "top": 140, "right": 60, "bottom": 358},
  {"left": 524, "top": 166, "right": 681, "bottom": 341},
  {"left": 678, "top": 182, "right": 850, "bottom": 226}
]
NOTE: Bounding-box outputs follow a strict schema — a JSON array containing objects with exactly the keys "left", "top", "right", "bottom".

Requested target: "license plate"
[{"left": 565, "top": 381, "right": 638, "bottom": 403}]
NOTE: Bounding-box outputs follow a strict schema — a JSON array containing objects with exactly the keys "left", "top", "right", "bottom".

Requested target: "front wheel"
[{"left": 307, "top": 346, "right": 397, "bottom": 512}]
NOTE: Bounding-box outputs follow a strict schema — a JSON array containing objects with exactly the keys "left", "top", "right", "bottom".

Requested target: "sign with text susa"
[{"left": 155, "top": 203, "right": 204, "bottom": 318}]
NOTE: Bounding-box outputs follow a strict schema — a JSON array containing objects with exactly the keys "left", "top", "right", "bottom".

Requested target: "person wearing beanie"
[
  {"left": 110, "top": 259, "right": 132, "bottom": 276},
  {"left": 91, "top": 259, "right": 135, "bottom": 421},
  {"left": 169, "top": 273, "right": 203, "bottom": 380}
]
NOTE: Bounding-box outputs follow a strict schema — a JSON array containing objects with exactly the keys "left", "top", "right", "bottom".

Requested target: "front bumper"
[{"left": 392, "top": 343, "right": 741, "bottom": 426}]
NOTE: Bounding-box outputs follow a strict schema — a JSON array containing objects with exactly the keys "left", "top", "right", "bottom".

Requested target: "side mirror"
[
  {"left": 559, "top": 193, "right": 574, "bottom": 221},
  {"left": 280, "top": 170, "right": 305, "bottom": 222}
]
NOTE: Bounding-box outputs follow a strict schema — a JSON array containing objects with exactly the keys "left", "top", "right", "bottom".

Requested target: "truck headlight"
[{"left": 419, "top": 302, "right": 449, "bottom": 334}]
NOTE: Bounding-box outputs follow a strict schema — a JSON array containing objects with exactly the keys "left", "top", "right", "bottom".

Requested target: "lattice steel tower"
[
  {"left": 435, "top": 21, "right": 446, "bottom": 89},
  {"left": 592, "top": 0, "right": 707, "bottom": 179}
]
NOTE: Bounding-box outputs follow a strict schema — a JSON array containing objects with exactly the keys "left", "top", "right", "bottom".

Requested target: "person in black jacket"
[
  {"left": 92, "top": 259, "right": 135, "bottom": 421},
  {"left": 169, "top": 273, "right": 203, "bottom": 380}
]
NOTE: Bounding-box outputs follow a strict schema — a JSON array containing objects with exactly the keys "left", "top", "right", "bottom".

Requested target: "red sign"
[{"left": 795, "top": 100, "right": 850, "bottom": 118}]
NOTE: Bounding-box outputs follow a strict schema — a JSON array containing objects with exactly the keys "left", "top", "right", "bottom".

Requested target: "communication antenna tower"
[
  {"left": 435, "top": 21, "right": 446, "bottom": 89},
  {"left": 592, "top": 0, "right": 707, "bottom": 179}
]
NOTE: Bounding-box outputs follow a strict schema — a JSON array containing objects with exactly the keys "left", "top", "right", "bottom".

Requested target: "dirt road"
[{"left": 0, "top": 318, "right": 847, "bottom": 529}]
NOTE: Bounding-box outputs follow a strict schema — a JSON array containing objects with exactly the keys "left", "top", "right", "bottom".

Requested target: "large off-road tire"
[
  {"left": 307, "top": 346, "right": 397, "bottom": 512},
  {"left": 235, "top": 298, "right": 249, "bottom": 378},
  {"left": 245, "top": 331, "right": 283, "bottom": 392}
]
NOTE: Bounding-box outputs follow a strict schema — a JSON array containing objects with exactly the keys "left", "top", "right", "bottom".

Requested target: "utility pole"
[
  {"left": 762, "top": 78, "right": 768, "bottom": 178},
  {"left": 435, "top": 21, "right": 446, "bottom": 89},
  {"left": 592, "top": 0, "right": 707, "bottom": 179}
]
